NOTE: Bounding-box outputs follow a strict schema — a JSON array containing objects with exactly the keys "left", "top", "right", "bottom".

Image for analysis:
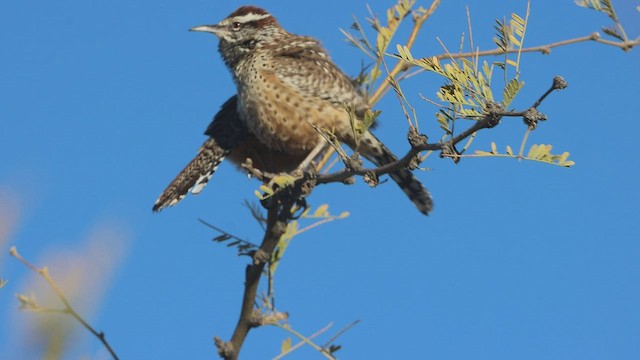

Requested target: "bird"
[{"left": 153, "top": 5, "right": 433, "bottom": 214}]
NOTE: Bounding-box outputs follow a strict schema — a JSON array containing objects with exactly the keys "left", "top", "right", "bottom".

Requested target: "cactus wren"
[{"left": 153, "top": 6, "right": 433, "bottom": 214}]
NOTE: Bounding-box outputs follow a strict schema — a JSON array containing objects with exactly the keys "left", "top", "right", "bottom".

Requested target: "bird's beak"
[{"left": 189, "top": 25, "right": 222, "bottom": 35}]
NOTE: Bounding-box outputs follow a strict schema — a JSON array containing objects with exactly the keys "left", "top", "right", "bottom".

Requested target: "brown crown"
[{"left": 228, "top": 6, "right": 270, "bottom": 18}]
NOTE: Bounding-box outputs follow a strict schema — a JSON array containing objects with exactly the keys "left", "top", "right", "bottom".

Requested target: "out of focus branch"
[{"left": 10, "top": 246, "right": 119, "bottom": 360}]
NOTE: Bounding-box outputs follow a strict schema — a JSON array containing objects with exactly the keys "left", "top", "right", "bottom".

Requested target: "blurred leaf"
[
  {"left": 436, "top": 111, "right": 453, "bottom": 134},
  {"left": 313, "top": 204, "right": 330, "bottom": 218},
  {"left": 575, "top": 0, "right": 618, "bottom": 22},
  {"left": 281, "top": 337, "right": 292, "bottom": 353},
  {"left": 502, "top": 78, "right": 524, "bottom": 107},
  {"left": 493, "top": 19, "right": 509, "bottom": 51},
  {"left": 506, "top": 145, "right": 514, "bottom": 156},
  {"left": 602, "top": 25, "right": 624, "bottom": 40},
  {"left": 212, "top": 234, "right": 232, "bottom": 242},
  {"left": 200, "top": 219, "right": 258, "bottom": 254},
  {"left": 473, "top": 143, "right": 574, "bottom": 167},
  {"left": 17, "top": 292, "right": 40, "bottom": 311}
]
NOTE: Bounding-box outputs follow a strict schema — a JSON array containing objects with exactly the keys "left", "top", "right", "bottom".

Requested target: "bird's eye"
[{"left": 231, "top": 22, "right": 241, "bottom": 30}]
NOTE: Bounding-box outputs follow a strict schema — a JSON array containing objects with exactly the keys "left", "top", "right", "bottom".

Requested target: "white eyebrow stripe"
[{"left": 231, "top": 12, "right": 272, "bottom": 24}]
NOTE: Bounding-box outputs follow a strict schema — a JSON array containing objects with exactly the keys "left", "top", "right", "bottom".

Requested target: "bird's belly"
[{"left": 238, "top": 71, "right": 349, "bottom": 154}]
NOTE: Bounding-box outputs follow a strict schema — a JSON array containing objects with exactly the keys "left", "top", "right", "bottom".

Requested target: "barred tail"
[
  {"left": 152, "top": 138, "right": 228, "bottom": 212},
  {"left": 359, "top": 132, "right": 434, "bottom": 215}
]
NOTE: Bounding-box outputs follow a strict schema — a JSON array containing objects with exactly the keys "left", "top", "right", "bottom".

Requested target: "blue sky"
[{"left": 1, "top": 1, "right": 639, "bottom": 359}]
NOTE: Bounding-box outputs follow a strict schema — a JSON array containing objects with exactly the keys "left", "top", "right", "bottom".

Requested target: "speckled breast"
[{"left": 236, "top": 68, "right": 350, "bottom": 154}]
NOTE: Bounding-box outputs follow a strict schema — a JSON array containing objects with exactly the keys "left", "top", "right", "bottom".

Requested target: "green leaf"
[
  {"left": 493, "top": 19, "right": 508, "bottom": 51},
  {"left": 575, "top": 0, "right": 618, "bottom": 21},
  {"left": 396, "top": 44, "right": 414, "bottom": 61},
  {"left": 502, "top": 78, "right": 523, "bottom": 107},
  {"left": 602, "top": 25, "right": 624, "bottom": 41},
  {"left": 281, "top": 337, "right": 292, "bottom": 353},
  {"left": 436, "top": 111, "right": 452, "bottom": 134},
  {"left": 459, "top": 108, "right": 483, "bottom": 118},
  {"left": 508, "top": 34, "right": 521, "bottom": 47},
  {"left": 506, "top": 145, "right": 513, "bottom": 156},
  {"left": 527, "top": 144, "right": 539, "bottom": 158},
  {"left": 313, "top": 204, "right": 330, "bottom": 217},
  {"left": 482, "top": 61, "right": 493, "bottom": 83}
]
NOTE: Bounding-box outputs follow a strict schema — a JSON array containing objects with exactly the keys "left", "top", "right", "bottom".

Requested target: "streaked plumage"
[{"left": 153, "top": 6, "right": 433, "bottom": 214}]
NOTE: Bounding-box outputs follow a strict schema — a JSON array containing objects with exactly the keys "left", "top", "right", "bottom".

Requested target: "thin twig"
[
  {"left": 518, "top": 128, "right": 532, "bottom": 158},
  {"left": 395, "top": 32, "right": 638, "bottom": 88},
  {"left": 369, "top": 0, "right": 442, "bottom": 105},
  {"left": 296, "top": 214, "right": 348, "bottom": 236},
  {"left": 414, "top": 32, "right": 637, "bottom": 72},
  {"left": 273, "top": 322, "right": 335, "bottom": 360},
  {"left": 317, "top": 77, "right": 565, "bottom": 185},
  {"left": 10, "top": 246, "right": 119, "bottom": 360},
  {"left": 466, "top": 6, "right": 474, "bottom": 56},
  {"left": 321, "top": 319, "right": 362, "bottom": 349},
  {"left": 198, "top": 218, "right": 259, "bottom": 248},
  {"left": 272, "top": 323, "right": 335, "bottom": 359}
]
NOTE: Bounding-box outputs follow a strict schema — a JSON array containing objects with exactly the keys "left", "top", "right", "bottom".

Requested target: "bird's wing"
[
  {"left": 270, "top": 37, "right": 369, "bottom": 112},
  {"left": 204, "top": 95, "right": 251, "bottom": 149}
]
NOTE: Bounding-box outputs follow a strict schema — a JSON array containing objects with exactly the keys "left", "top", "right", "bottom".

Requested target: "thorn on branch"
[
  {"left": 523, "top": 107, "right": 548, "bottom": 130},
  {"left": 346, "top": 153, "right": 364, "bottom": 172},
  {"left": 363, "top": 171, "right": 379, "bottom": 187},
  {"left": 552, "top": 76, "right": 568, "bottom": 90},
  {"left": 440, "top": 142, "right": 461, "bottom": 164},
  {"left": 407, "top": 154, "right": 422, "bottom": 170},
  {"left": 483, "top": 101, "right": 504, "bottom": 128},
  {"left": 214, "top": 337, "right": 234, "bottom": 358},
  {"left": 407, "top": 126, "right": 428, "bottom": 148}
]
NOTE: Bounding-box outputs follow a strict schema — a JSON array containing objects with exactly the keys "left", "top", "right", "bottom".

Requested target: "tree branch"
[
  {"left": 214, "top": 176, "right": 316, "bottom": 359},
  {"left": 317, "top": 76, "right": 566, "bottom": 185},
  {"left": 10, "top": 246, "right": 119, "bottom": 360},
  {"left": 369, "top": 0, "right": 442, "bottom": 104},
  {"left": 397, "top": 32, "right": 638, "bottom": 83},
  {"left": 209, "top": 0, "right": 633, "bottom": 355}
]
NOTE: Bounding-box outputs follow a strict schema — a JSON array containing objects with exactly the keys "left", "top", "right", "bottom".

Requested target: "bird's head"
[{"left": 190, "top": 6, "right": 283, "bottom": 68}]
